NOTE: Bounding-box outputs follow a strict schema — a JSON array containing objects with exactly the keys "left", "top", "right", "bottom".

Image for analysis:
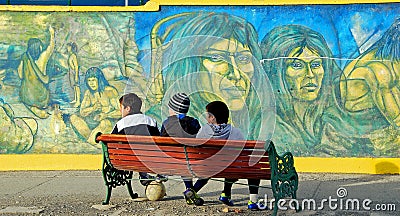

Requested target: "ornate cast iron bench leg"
[
  {"left": 102, "top": 162, "right": 113, "bottom": 205},
  {"left": 267, "top": 141, "right": 299, "bottom": 216},
  {"left": 102, "top": 157, "right": 138, "bottom": 204},
  {"left": 99, "top": 138, "right": 139, "bottom": 205}
]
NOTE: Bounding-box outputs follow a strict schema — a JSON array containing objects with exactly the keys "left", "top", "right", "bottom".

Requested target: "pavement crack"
[
  {"left": 311, "top": 181, "right": 322, "bottom": 199},
  {"left": 5, "top": 171, "right": 64, "bottom": 198}
]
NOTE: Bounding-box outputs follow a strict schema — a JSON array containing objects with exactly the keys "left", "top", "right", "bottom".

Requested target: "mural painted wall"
[{"left": 0, "top": 4, "right": 399, "bottom": 157}]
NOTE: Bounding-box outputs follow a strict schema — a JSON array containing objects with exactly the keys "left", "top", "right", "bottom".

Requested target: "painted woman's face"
[
  {"left": 198, "top": 38, "right": 254, "bottom": 111},
  {"left": 87, "top": 77, "right": 98, "bottom": 91},
  {"left": 285, "top": 47, "right": 324, "bottom": 101}
]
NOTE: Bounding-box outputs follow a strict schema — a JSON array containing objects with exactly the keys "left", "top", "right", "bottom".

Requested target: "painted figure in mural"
[
  {"left": 17, "top": 26, "right": 55, "bottom": 119},
  {"left": 340, "top": 18, "right": 400, "bottom": 128},
  {"left": 260, "top": 24, "right": 342, "bottom": 155},
  {"left": 123, "top": 17, "right": 147, "bottom": 96},
  {"left": 67, "top": 42, "right": 81, "bottom": 108},
  {"left": 147, "top": 12, "right": 274, "bottom": 141},
  {"left": 0, "top": 98, "right": 38, "bottom": 153},
  {"left": 0, "top": 45, "right": 21, "bottom": 88},
  {"left": 70, "top": 67, "right": 120, "bottom": 147}
]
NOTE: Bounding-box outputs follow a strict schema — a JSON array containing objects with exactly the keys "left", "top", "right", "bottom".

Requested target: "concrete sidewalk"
[{"left": 0, "top": 171, "right": 399, "bottom": 215}]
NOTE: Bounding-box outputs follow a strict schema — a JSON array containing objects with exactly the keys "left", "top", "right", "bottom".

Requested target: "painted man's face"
[
  {"left": 199, "top": 38, "right": 254, "bottom": 111},
  {"left": 87, "top": 77, "right": 98, "bottom": 91},
  {"left": 285, "top": 47, "right": 324, "bottom": 101}
]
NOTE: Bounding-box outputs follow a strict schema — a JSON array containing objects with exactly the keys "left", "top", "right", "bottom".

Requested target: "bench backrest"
[{"left": 97, "top": 134, "right": 271, "bottom": 179}]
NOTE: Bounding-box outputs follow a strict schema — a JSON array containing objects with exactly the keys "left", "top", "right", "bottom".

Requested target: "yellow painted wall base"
[
  {"left": 0, "top": 155, "right": 399, "bottom": 174},
  {"left": 295, "top": 157, "right": 400, "bottom": 174},
  {"left": 0, "top": 155, "right": 102, "bottom": 171}
]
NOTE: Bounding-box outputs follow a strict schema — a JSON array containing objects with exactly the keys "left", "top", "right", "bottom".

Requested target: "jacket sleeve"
[
  {"left": 111, "top": 125, "right": 118, "bottom": 134},
  {"left": 160, "top": 121, "right": 169, "bottom": 137},
  {"left": 196, "top": 125, "right": 209, "bottom": 138},
  {"left": 192, "top": 119, "right": 201, "bottom": 134},
  {"left": 148, "top": 125, "right": 161, "bottom": 136}
]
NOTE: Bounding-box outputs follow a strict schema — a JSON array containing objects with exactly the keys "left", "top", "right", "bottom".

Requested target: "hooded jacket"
[{"left": 196, "top": 123, "right": 244, "bottom": 140}]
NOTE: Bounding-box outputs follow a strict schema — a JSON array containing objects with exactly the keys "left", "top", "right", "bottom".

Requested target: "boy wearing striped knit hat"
[{"left": 160, "top": 93, "right": 206, "bottom": 206}]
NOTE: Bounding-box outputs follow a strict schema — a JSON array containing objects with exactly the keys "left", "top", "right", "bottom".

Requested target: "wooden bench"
[{"left": 96, "top": 134, "right": 299, "bottom": 216}]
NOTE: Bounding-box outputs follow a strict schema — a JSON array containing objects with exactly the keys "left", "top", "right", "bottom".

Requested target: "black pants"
[{"left": 222, "top": 178, "right": 260, "bottom": 196}]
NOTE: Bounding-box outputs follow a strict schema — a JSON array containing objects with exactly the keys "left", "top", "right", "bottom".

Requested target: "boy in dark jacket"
[
  {"left": 160, "top": 93, "right": 200, "bottom": 137},
  {"left": 160, "top": 93, "right": 206, "bottom": 206},
  {"left": 111, "top": 93, "right": 159, "bottom": 186}
]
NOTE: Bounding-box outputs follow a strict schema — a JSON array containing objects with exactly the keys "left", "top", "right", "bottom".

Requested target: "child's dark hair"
[
  {"left": 119, "top": 93, "right": 142, "bottom": 115},
  {"left": 206, "top": 101, "right": 229, "bottom": 124}
]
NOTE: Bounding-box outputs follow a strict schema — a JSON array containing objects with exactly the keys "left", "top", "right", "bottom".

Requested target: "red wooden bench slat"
[
  {"left": 112, "top": 163, "right": 269, "bottom": 179},
  {"left": 193, "top": 168, "right": 269, "bottom": 175},
  {"left": 213, "top": 173, "right": 271, "bottom": 179},
  {"left": 189, "top": 169, "right": 270, "bottom": 178},
  {"left": 99, "top": 134, "right": 266, "bottom": 149},
  {"left": 112, "top": 163, "right": 191, "bottom": 176},
  {"left": 110, "top": 164, "right": 270, "bottom": 179}
]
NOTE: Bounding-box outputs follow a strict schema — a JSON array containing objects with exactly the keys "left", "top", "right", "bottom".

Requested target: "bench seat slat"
[
  {"left": 113, "top": 163, "right": 270, "bottom": 179},
  {"left": 113, "top": 165, "right": 191, "bottom": 176},
  {"left": 112, "top": 164, "right": 270, "bottom": 179},
  {"left": 101, "top": 134, "right": 265, "bottom": 149},
  {"left": 213, "top": 173, "right": 271, "bottom": 179}
]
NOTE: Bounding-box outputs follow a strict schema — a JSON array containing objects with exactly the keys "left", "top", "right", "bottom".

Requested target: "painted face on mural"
[
  {"left": 87, "top": 77, "right": 99, "bottom": 91},
  {"left": 198, "top": 38, "right": 254, "bottom": 111},
  {"left": 285, "top": 47, "right": 324, "bottom": 101}
]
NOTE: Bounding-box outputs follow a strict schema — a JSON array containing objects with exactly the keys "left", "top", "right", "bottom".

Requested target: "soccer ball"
[{"left": 145, "top": 181, "right": 166, "bottom": 201}]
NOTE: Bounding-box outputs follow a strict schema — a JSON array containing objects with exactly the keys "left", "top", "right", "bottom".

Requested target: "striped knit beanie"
[{"left": 168, "top": 93, "right": 190, "bottom": 114}]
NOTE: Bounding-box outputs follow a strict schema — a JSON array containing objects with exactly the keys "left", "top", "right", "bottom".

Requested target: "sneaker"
[
  {"left": 247, "top": 200, "right": 266, "bottom": 211},
  {"left": 183, "top": 188, "right": 204, "bottom": 206},
  {"left": 219, "top": 193, "right": 234, "bottom": 206},
  {"left": 139, "top": 173, "right": 154, "bottom": 186}
]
